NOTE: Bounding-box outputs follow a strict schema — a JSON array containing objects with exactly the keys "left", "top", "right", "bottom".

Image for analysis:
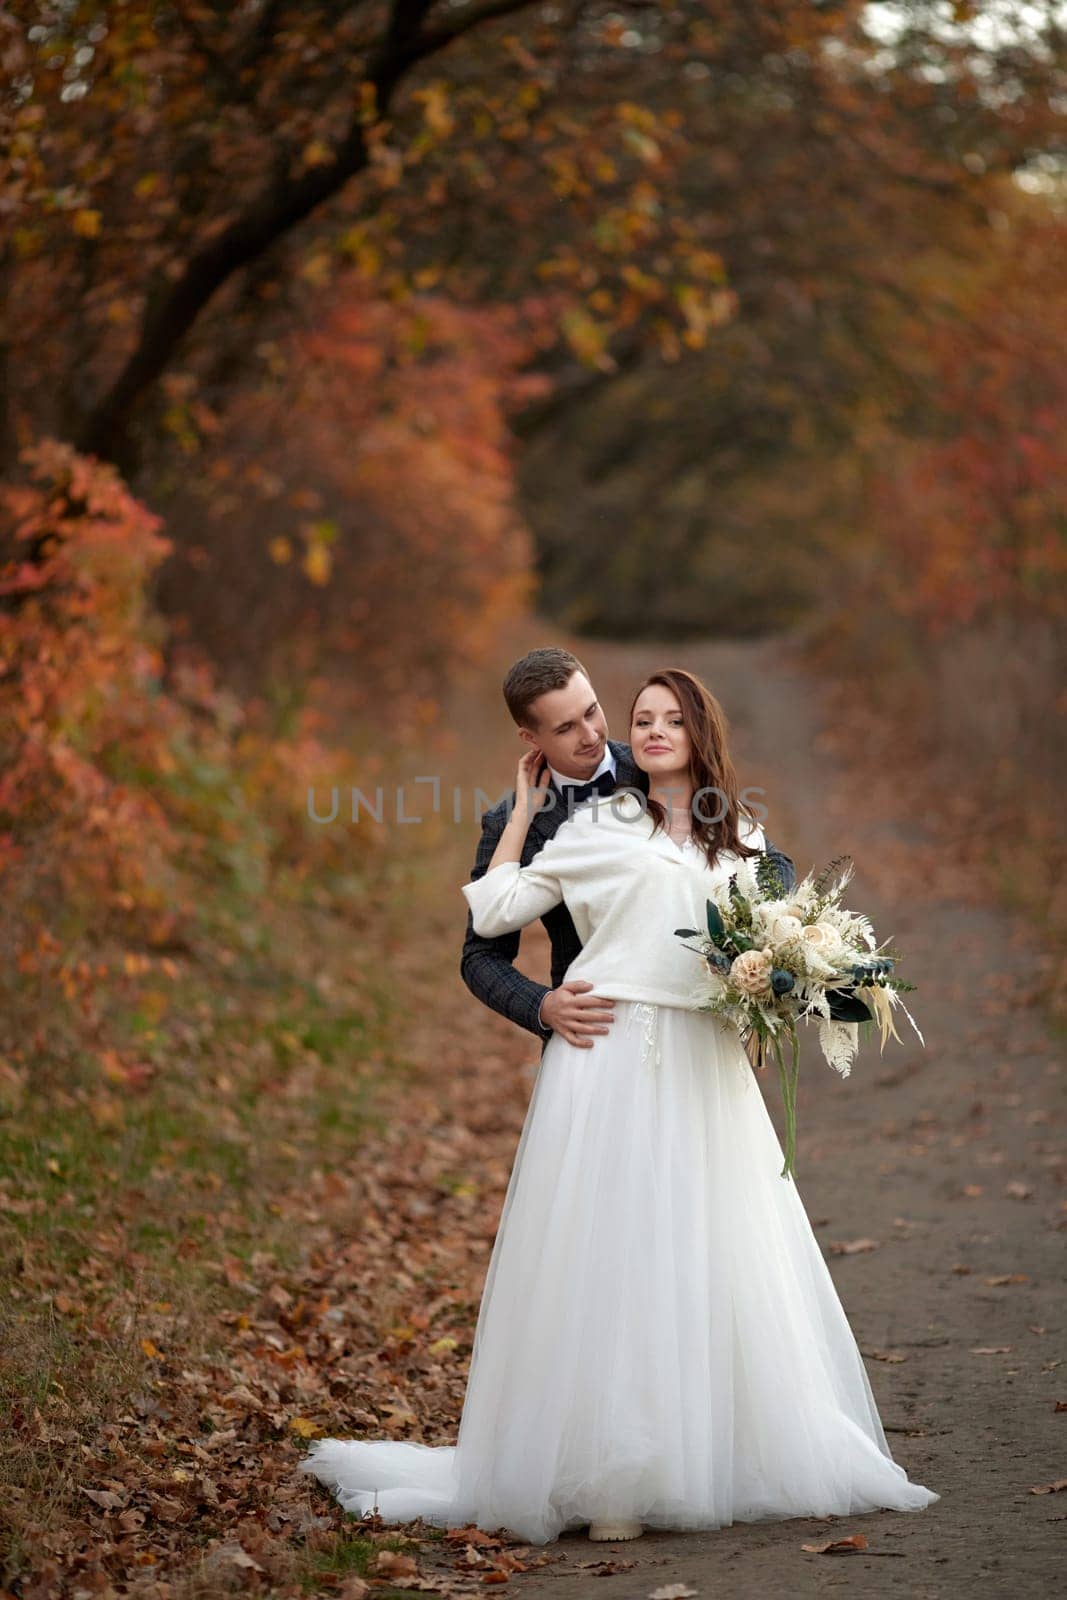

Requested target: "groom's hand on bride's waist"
[{"left": 538, "top": 981, "right": 615, "bottom": 1048}]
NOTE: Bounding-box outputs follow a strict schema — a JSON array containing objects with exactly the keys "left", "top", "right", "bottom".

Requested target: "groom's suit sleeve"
[
  {"left": 459, "top": 805, "right": 553, "bottom": 1043},
  {"left": 742, "top": 815, "right": 797, "bottom": 894},
  {"left": 763, "top": 832, "right": 797, "bottom": 894}
]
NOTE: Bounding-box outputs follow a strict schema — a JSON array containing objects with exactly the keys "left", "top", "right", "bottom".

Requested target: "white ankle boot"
[{"left": 588, "top": 1518, "right": 643, "bottom": 1541}]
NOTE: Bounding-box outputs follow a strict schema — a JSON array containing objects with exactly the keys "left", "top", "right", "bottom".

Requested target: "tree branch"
[
  {"left": 76, "top": 0, "right": 549, "bottom": 466},
  {"left": 415, "top": 0, "right": 557, "bottom": 56},
  {"left": 382, "top": 0, "right": 438, "bottom": 59}
]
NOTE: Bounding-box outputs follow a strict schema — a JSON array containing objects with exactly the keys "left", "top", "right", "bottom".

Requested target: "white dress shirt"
[{"left": 545, "top": 747, "right": 617, "bottom": 794}]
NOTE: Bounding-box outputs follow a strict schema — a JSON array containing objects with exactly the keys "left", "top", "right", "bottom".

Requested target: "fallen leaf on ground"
[
  {"left": 376, "top": 1550, "right": 419, "bottom": 1576},
  {"left": 289, "top": 1416, "right": 322, "bottom": 1437},
  {"left": 801, "top": 1534, "right": 869, "bottom": 1554},
  {"left": 213, "top": 1541, "right": 264, "bottom": 1571}
]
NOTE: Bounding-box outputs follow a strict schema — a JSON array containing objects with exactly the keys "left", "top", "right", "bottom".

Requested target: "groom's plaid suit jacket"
[{"left": 460, "top": 739, "right": 798, "bottom": 1055}]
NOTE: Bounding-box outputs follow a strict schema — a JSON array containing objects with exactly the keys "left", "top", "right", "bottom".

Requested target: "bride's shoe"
[{"left": 588, "top": 1519, "right": 643, "bottom": 1541}]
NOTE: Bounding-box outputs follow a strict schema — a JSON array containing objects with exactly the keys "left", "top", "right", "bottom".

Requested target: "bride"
[{"left": 299, "top": 667, "right": 940, "bottom": 1545}]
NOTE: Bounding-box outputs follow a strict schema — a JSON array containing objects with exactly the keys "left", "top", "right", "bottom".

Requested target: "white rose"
[
  {"left": 730, "top": 948, "right": 774, "bottom": 999},
  {"left": 767, "top": 913, "right": 803, "bottom": 945},
  {"left": 757, "top": 898, "right": 792, "bottom": 921},
  {"left": 801, "top": 921, "right": 846, "bottom": 961}
]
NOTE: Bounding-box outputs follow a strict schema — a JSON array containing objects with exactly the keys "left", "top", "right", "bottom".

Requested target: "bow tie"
[{"left": 561, "top": 769, "right": 616, "bottom": 804}]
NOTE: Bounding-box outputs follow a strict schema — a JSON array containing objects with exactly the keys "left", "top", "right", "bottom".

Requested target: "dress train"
[{"left": 299, "top": 1001, "right": 940, "bottom": 1544}]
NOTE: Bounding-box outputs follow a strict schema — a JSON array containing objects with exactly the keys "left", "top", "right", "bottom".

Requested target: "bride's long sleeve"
[
  {"left": 461, "top": 821, "right": 583, "bottom": 936},
  {"left": 462, "top": 858, "right": 563, "bottom": 937}
]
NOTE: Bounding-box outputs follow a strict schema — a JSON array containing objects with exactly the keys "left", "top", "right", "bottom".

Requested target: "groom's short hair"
[{"left": 503, "top": 647, "right": 588, "bottom": 728}]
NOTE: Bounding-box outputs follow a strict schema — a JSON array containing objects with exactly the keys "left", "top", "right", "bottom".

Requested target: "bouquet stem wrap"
[{"left": 744, "top": 1025, "right": 802, "bottom": 1181}]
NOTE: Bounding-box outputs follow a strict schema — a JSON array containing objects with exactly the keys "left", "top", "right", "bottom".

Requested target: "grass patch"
[
  {"left": 0, "top": 824, "right": 413, "bottom": 1593},
  {"left": 297, "top": 1530, "right": 421, "bottom": 1588}
]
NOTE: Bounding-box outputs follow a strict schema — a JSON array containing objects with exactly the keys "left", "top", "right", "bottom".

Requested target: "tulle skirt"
[{"left": 298, "top": 1000, "right": 940, "bottom": 1544}]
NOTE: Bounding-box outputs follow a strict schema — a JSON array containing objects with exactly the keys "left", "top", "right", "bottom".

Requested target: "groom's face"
[{"left": 520, "top": 670, "right": 609, "bottom": 780}]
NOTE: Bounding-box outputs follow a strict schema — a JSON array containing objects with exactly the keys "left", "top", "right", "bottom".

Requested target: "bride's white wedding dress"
[{"left": 299, "top": 802, "right": 940, "bottom": 1544}]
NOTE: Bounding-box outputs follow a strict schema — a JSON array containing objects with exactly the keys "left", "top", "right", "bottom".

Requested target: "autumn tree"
[
  {"left": 510, "top": 3, "right": 1066, "bottom": 631},
  {"left": 4, "top": 1, "right": 1059, "bottom": 480},
  {"left": 0, "top": 0, "right": 695, "bottom": 473},
  {"left": 2, "top": 1, "right": 1062, "bottom": 658}
]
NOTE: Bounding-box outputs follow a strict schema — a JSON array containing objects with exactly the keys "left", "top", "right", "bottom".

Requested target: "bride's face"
[{"left": 631, "top": 685, "right": 691, "bottom": 781}]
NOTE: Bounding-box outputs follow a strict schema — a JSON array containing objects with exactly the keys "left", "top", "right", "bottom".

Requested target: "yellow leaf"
[
  {"left": 141, "top": 1338, "right": 162, "bottom": 1359},
  {"left": 617, "top": 101, "right": 660, "bottom": 133},
  {"left": 300, "top": 253, "right": 332, "bottom": 287},
  {"left": 289, "top": 1416, "right": 322, "bottom": 1438},
  {"left": 302, "top": 544, "right": 332, "bottom": 586},
  {"left": 302, "top": 139, "right": 335, "bottom": 168},
  {"left": 73, "top": 209, "right": 102, "bottom": 238},
  {"left": 269, "top": 536, "right": 292, "bottom": 564},
  {"left": 307, "top": 517, "right": 340, "bottom": 545},
  {"left": 380, "top": 1403, "right": 418, "bottom": 1430},
  {"left": 561, "top": 307, "right": 616, "bottom": 372},
  {"left": 357, "top": 80, "right": 378, "bottom": 125},
  {"left": 416, "top": 83, "right": 454, "bottom": 139}
]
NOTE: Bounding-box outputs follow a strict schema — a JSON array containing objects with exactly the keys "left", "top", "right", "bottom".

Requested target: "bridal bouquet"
[{"left": 675, "top": 853, "right": 924, "bottom": 1182}]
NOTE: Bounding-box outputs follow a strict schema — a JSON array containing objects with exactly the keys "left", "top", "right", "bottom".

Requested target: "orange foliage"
[
  {"left": 13, "top": 0, "right": 1060, "bottom": 467},
  {"left": 0, "top": 441, "right": 186, "bottom": 933},
  {"left": 298, "top": 289, "right": 548, "bottom": 672},
  {"left": 156, "top": 284, "right": 546, "bottom": 709},
  {"left": 870, "top": 217, "right": 1067, "bottom": 636},
  {"left": 0, "top": 286, "right": 548, "bottom": 985},
  {"left": 0, "top": 441, "right": 360, "bottom": 973}
]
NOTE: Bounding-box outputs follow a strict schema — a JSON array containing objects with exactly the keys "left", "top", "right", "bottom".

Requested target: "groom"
[{"left": 460, "top": 647, "right": 797, "bottom": 1053}]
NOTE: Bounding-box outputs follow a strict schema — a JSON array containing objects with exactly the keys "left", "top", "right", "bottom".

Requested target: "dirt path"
[{"left": 302, "top": 625, "right": 1065, "bottom": 1600}]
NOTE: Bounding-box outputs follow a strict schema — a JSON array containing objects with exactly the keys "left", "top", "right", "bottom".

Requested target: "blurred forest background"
[{"left": 1, "top": 1, "right": 1065, "bottom": 1593}]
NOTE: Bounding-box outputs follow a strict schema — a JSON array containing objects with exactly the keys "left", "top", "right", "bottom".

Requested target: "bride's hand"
[{"left": 515, "top": 748, "right": 551, "bottom": 823}]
